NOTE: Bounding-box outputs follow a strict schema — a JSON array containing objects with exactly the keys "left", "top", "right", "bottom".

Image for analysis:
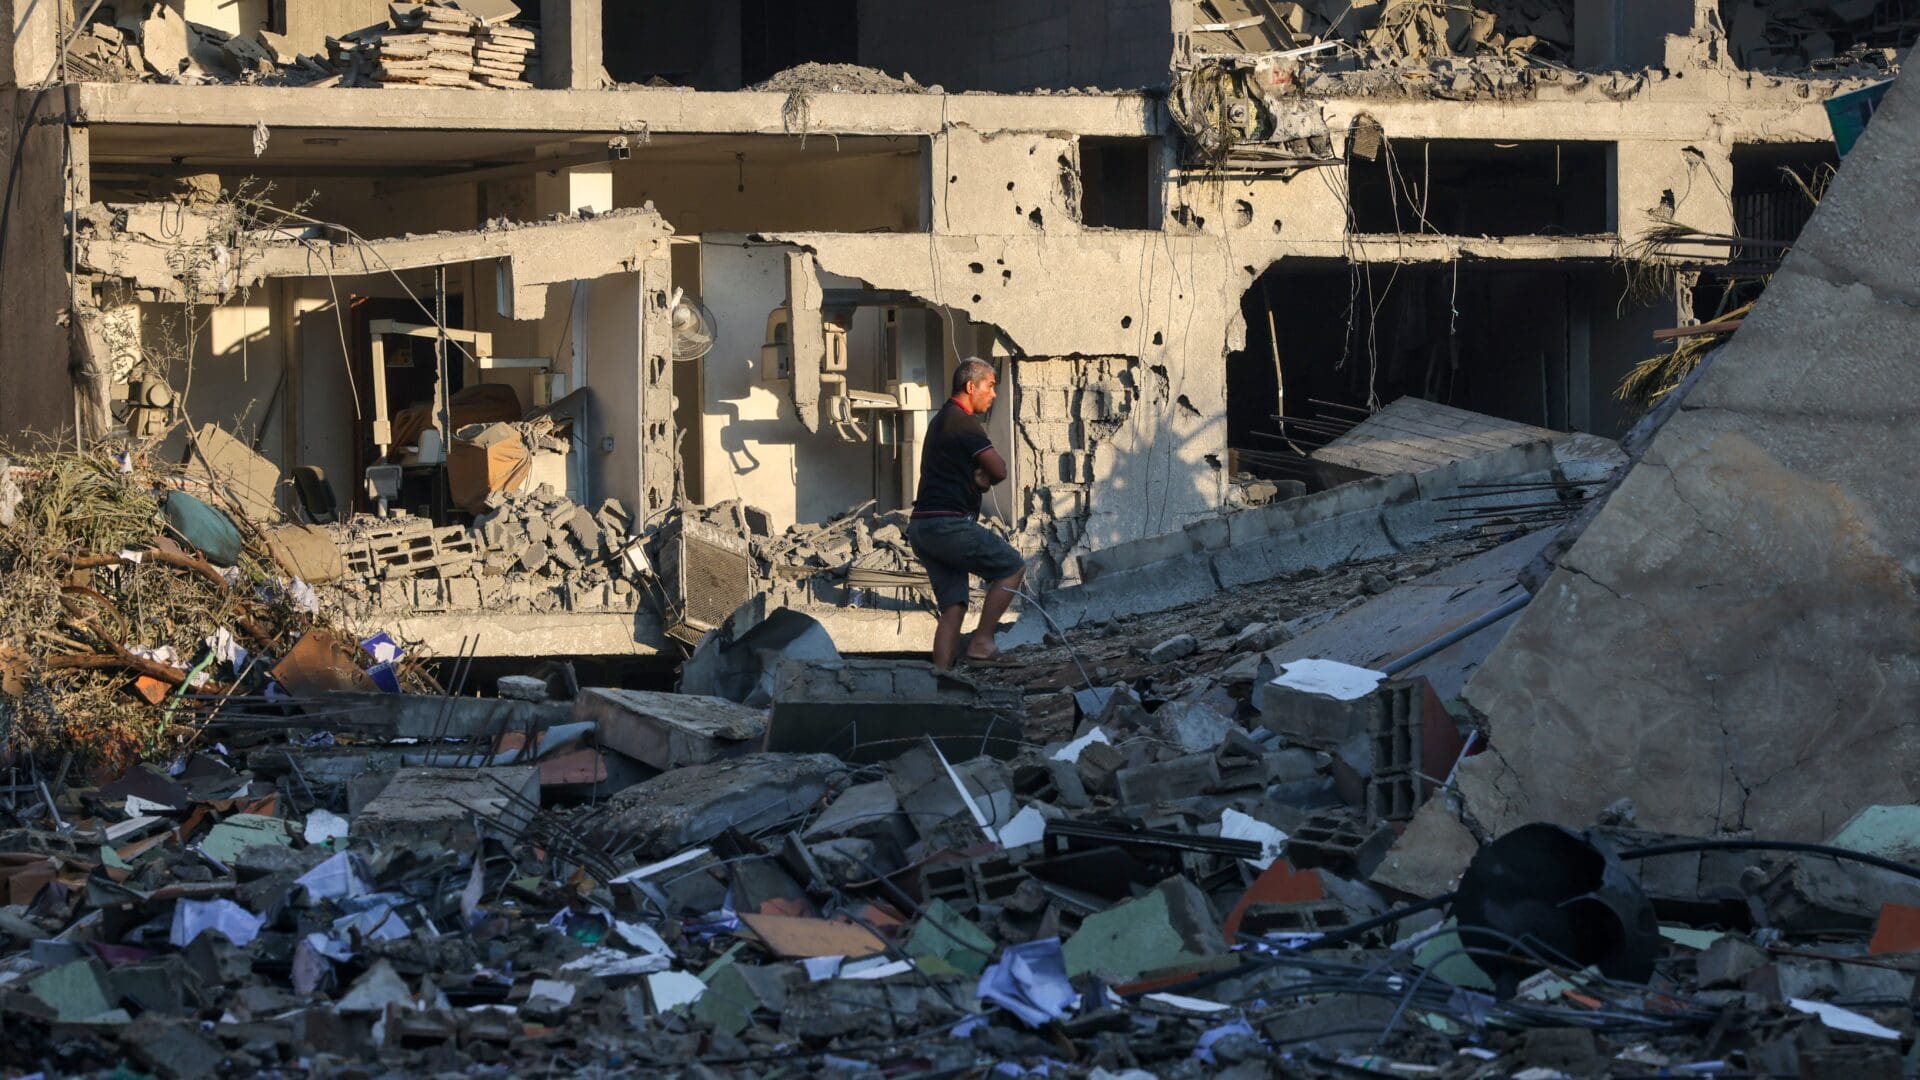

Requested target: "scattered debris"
[{"left": 59, "top": 0, "right": 541, "bottom": 89}]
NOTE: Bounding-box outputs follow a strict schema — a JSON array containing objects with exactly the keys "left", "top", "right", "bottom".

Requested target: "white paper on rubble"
[
  {"left": 998, "top": 806, "right": 1049, "bottom": 850},
  {"left": 562, "top": 948, "right": 671, "bottom": 977},
  {"left": 527, "top": 979, "right": 576, "bottom": 1009},
  {"left": 1270, "top": 658, "right": 1385, "bottom": 701},
  {"left": 334, "top": 903, "right": 411, "bottom": 942},
  {"left": 614, "top": 920, "right": 673, "bottom": 957},
  {"left": 976, "top": 939, "right": 1076, "bottom": 1027},
  {"left": 204, "top": 627, "right": 248, "bottom": 671},
  {"left": 1790, "top": 998, "right": 1902, "bottom": 1040},
  {"left": 930, "top": 740, "right": 998, "bottom": 845},
  {"left": 839, "top": 958, "right": 914, "bottom": 980},
  {"left": 1219, "top": 809, "right": 1288, "bottom": 870},
  {"left": 303, "top": 809, "right": 350, "bottom": 845},
  {"left": 1050, "top": 728, "right": 1112, "bottom": 763},
  {"left": 803, "top": 956, "right": 844, "bottom": 981},
  {"left": 1143, "top": 992, "right": 1231, "bottom": 1013},
  {"left": 170, "top": 898, "right": 266, "bottom": 948},
  {"left": 647, "top": 970, "right": 707, "bottom": 1011},
  {"left": 125, "top": 795, "right": 176, "bottom": 816},
  {"left": 304, "top": 931, "right": 355, "bottom": 962},
  {"left": 611, "top": 846, "right": 710, "bottom": 884},
  {"left": 296, "top": 851, "right": 369, "bottom": 901}
]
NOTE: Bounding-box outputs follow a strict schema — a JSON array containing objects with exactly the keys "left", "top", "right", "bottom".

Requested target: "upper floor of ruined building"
[{"left": 0, "top": 0, "right": 1902, "bottom": 99}]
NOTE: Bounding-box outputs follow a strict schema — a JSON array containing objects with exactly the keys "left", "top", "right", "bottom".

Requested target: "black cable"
[
  {"left": 1616, "top": 838, "right": 1920, "bottom": 885},
  {"left": 1122, "top": 891, "right": 1458, "bottom": 1001},
  {"left": 1298, "top": 891, "right": 1457, "bottom": 952}
]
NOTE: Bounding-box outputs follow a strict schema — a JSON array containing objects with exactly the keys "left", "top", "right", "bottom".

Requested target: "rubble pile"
[
  {"left": 1191, "top": 0, "right": 1573, "bottom": 66},
  {"left": 1, "top": 509, "right": 1919, "bottom": 1074},
  {"left": 748, "top": 62, "right": 930, "bottom": 95},
  {"left": 764, "top": 502, "right": 916, "bottom": 576},
  {"left": 323, "top": 486, "right": 647, "bottom": 618},
  {"left": 0, "top": 446, "right": 429, "bottom": 767},
  {"left": 58, "top": 0, "right": 540, "bottom": 89}
]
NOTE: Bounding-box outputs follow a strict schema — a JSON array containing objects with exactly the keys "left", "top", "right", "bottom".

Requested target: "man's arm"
[{"left": 973, "top": 446, "right": 1009, "bottom": 490}]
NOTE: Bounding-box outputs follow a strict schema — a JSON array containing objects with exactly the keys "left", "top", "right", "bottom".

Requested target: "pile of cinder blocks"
[
  {"left": 326, "top": 486, "right": 650, "bottom": 617},
  {"left": 1257, "top": 672, "right": 1457, "bottom": 827}
]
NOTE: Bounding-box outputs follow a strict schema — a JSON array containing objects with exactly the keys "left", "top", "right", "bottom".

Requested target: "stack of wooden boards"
[{"left": 331, "top": 0, "right": 540, "bottom": 89}]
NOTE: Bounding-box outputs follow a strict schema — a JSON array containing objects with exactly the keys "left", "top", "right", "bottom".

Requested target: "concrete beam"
[
  {"left": 71, "top": 84, "right": 1163, "bottom": 139},
  {"left": 383, "top": 606, "right": 938, "bottom": 659}
]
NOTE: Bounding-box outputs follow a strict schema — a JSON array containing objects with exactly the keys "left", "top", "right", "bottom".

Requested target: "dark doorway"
[
  {"left": 1694, "top": 143, "right": 1840, "bottom": 321},
  {"left": 741, "top": 0, "right": 858, "bottom": 86}
]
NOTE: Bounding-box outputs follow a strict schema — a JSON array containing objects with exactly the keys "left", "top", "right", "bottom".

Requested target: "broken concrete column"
[{"left": 574, "top": 687, "right": 767, "bottom": 770}]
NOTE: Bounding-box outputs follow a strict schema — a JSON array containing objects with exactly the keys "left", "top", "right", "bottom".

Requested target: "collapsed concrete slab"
[
  {"left": 1001, "top": 441, "right": 1563, "bottom": 648},
  {"left": 583, "top": 753, "right": 847, "bottom": 861},
  {"left": 350, "top": 766, "right": 539, "bottom": 852},
  {"left": 1267, "top": 527, "right": 1557, "bottom": 699},
  {"left": 75, "top": 206, "right": 673, "bottom": 320},
  {"left": 573, "top": 688, "right": 766, "bottom": 770},
  {"left": 764, "top": 660, "right": 1025, "bottom": 764},
  {"left": 1459, "top": 74, "right": 1920, "bottom": 842}
]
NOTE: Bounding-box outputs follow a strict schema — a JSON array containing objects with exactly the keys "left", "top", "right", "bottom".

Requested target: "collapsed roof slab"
[
  {"left": 76, "top": 207, "right": 673, "bottom": 319},
  {"left": 1458, "top": 72, "right": 1920, "bottom": 844}
]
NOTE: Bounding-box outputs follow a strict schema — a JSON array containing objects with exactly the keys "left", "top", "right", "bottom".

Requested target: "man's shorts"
[{"left": 907, "top": 517, "right": 1025, "bottom": 611}]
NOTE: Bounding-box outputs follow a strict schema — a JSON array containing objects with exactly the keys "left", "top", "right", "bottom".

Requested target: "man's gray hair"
[{"left": 951, "top": 356, "right": 996, "bottom": 395}]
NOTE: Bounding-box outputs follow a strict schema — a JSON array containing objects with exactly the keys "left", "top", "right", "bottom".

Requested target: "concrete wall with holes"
[{"left": 779, "top": 231, "right": 1237, "bottom": 550}]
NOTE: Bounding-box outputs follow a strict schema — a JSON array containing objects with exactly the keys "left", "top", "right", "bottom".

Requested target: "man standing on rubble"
[{"left": 908, "top": 357, "right": 1027, "bottom": 669}]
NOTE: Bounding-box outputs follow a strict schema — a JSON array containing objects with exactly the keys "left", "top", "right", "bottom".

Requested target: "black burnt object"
[{"left": 1454, "top": 824, "right": 1661, "bottom": 991}]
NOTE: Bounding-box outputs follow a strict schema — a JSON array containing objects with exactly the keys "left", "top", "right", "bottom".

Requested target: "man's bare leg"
[
  {"left": 965, "top": 565, "right": 1027, "bottom": 660},
  {"left": 931, "top": 604, "right": 969, "bottom": 669}
]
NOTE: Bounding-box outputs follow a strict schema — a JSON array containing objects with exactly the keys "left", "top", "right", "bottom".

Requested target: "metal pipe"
[{"left": 1380, "top": 593, "right": 1532, "bottom": 676}]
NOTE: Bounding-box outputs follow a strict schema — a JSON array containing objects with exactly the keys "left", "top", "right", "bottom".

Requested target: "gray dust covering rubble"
[{"left": 0, "top": 0, "right": 1916, "bottom": 1074}]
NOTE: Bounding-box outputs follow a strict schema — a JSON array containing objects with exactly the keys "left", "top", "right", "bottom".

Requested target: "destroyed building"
[
  {"left": 0, "top": 0, "right": 1918, "bottom": 1075},
  {"left": 0, "top": 0, "right": 1888, "bottom": 662}
]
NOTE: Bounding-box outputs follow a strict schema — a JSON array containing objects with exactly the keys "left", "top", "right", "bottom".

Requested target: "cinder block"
[{"left": 1115, "top": 753, "right": 1220, "bottom": 808}]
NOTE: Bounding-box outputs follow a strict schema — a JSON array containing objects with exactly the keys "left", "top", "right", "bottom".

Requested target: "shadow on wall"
[{"left": 1009, "top": 354, "right": 1226, "bottom": 590}]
